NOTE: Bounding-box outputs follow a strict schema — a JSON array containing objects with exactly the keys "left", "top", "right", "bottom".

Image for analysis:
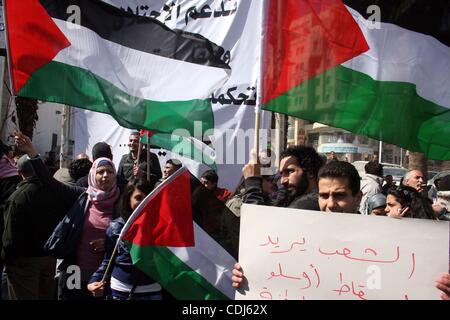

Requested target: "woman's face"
[
  {"left": 129, "top": 188, "right": 146, "bottom": 211},
  {"left": 95, "top": 165, "right": 116, "bottom": 191},
  {"left": 385, "top": 194, "right": 402, "bottom": 216}
]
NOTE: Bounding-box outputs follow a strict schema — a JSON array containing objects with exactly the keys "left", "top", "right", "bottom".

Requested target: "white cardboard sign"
[{"left": 237, "top": 204, "right": 449, "bottom": 300}]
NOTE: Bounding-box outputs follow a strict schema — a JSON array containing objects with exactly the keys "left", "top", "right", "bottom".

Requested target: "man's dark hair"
[
  {"left": 92, "top": 142, "right": 112, "bottom": 160},
  {"left": 166, "top": 158, "right": 182, "bottom": 169},
  {"left": 280, "top": 146, "right": 324, "bottom": 179},
  {"left": 201, "top": 170, "right": 218, "bottom": 184},
  {"left": 365, "top": 161, "right": 383, "bottom": 177},
  {"left": 130, "top": 131, "right": 140, "bottom": 137},
  {"left": 69, "top": 158, "right": 93, "bottom": 181},
  {"left": 318, "top": 161, "right": 361, "bottom": 196}
]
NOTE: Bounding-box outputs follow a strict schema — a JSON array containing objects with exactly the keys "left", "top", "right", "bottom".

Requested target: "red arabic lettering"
[
  {"left": 310, "top": 263, "right": 321, "bottom": 288},
  {"left": 408, "top": 253, "right": 416, "bottom": 280},
  {"left": 271, "top": 237, "right": 306, "bottom": 254},
  {"left": 259, "top": 287, "right": 273, "bottom": 300},
  {"left": 267, "top": 263, "right": 303, "bottom": 281},
  {"left": 299, "top": 272, "right": 311, "bottom": 290},
  {"left": 364, "top": 248, "right": 377, "bottom": 256},
  {"left": 332, "top": 272, "right": 367, "bottom": 300},
  {"left": 259, "top": 235, "right": 279, "bottom": 246},
  {"left": 318, "top": 246, "right": 400, "bottom": 263}
]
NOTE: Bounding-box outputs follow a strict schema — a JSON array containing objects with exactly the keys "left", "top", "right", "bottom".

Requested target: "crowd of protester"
[{"left": 0, "top": 133, "right": 449, "bottom": 300}]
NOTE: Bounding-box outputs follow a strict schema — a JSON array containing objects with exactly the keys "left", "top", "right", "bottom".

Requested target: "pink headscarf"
[
  {"left": 86, "top": 157, "right": 119, "bottom": 202},
  {"left": 0, "top": 155, "right": 18, "bottom": 179}
]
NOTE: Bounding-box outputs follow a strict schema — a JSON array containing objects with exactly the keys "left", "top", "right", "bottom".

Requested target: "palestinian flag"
[
  {"left": 120, "top": 167, "right": 239, "bottom": 300},
  {"left": 262, "top": 0, "right": 450, "bottom": 160},
  {"left": 5, "top": 0, "right": 230, "bottom": 135},
  {"left": 139, "top": 130, "right": 217, "bottom": 170}
]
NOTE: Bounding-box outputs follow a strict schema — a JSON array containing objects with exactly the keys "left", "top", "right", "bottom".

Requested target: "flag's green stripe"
[
  {"left": 126, "top": 242, "right": 228, "bottom": 300},
  {"left": 264, "top": 65, "right": 450, "bottom": 161},
  {"left": 141, "top": 133, "right": 217, "bottom": 170},
  {"left": 18, "top": 61, "right": 214, "bottom": 136}
]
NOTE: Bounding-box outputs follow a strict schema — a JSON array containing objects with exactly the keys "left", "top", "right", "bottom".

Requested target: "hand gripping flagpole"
[{"left": 254, "top": 0, "right": 269, "bottom": 159}]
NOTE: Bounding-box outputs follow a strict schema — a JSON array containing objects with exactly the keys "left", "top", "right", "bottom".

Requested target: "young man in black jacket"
[{"left": 2, "top": 155, "right": 66, "bottom": 299}]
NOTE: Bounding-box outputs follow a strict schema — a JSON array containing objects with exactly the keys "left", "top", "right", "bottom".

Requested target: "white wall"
[{"left": 32, "top": 102, "right": 63, "bottom": 156}]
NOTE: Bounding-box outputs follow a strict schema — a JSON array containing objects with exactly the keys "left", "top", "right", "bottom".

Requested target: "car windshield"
[{"left": 428, "top": 171, "right": 438, "bottom": 180}]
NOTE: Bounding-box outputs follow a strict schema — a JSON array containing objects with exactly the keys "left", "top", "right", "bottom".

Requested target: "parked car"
[{"left": 427, "top": 170, "right": 450, "bottom": 187}]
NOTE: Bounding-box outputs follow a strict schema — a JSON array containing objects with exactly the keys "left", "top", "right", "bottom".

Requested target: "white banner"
[
  {"left": 74, "top": 0, "right": 269, "bottom": 190},
  {"left": 237, "top": 204, "right": 449, "bottom": 300}
]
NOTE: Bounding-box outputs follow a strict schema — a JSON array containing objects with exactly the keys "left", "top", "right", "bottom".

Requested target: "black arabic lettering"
[
  {"left": 198, "top": 5, "right": 213, "bottom": 18},
  {"left": 214, "top": 0, "right": 233, "bottom": 17},
  {"left": 211, "top": 87, "right": 257, "bottom": 106},
  {"left": 185, "top": 6, "right": 199, "bottom": 25},
  {"left": 163, "top": 2, "right": 176, "bottom": 22}
]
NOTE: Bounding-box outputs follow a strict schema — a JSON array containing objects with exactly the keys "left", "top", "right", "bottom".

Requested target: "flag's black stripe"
[
  {"left": 38, "top": 0, "right": 230, "bottom": 69},
  {"left": 343, "top": 0, "right": 450, "bottom": 47},
  {"left": 189, "top": 174, "right": 239, "bottom": 260}
]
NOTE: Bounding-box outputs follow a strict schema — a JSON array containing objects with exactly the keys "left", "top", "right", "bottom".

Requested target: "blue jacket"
[{"left": 89, "top": 217, "right": 157, "bottom": 287}]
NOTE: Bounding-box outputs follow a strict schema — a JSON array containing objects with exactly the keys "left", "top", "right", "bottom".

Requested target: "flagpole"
[
  {"left": 136, "top": 139, "right": 142, "bottom": 165},
  {"left": 254, "top": 0, "right": 269, "bottom": 160},
  {"left": 2, "top": 0, "right": 16, "bottom": 100},
  {"left": 100, "top": 239, "right": 120, "bottom": 283},
  {"left": 147, "top": 142, "right": 151, "bottom": 181}
]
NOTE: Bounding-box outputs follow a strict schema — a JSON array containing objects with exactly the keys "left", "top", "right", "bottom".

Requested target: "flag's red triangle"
[
  {"left": 263, "top": 0, "right": 369, "bottom": 105},
  {"left": 139, "top": 130, "right": 156, "bottom": 139},
  {"left": 123, "top": 170, "right": 195, "bottom": 247},
  {"left": 5, "top": 0, "right": 70, "bottom": 93}
]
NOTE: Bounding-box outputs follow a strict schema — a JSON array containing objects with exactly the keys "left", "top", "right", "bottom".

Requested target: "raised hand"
[{"left": 14, "top": 131, "right": 38, "bottom": 157}]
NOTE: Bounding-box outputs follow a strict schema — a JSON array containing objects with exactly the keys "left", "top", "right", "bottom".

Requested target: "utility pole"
[{"left": 59, "top": 105, "right": 70, "bottom": 168}]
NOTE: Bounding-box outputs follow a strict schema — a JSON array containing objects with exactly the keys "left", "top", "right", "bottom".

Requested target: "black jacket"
[
  {"left": 117, "top": 152, "right": 162, "bottom": 185},
  {"left": 2, "top": 177, "right": 67, "bottom": 261},
  {"left": 0, "top": 174, "right": 22, "bottom": 264}
]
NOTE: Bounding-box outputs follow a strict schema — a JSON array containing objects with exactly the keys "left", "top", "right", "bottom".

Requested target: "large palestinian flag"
[
  {"left": 120, "top": 167, "right": 239, "bottom": 300},
  {"left": 4, "top": 0, "right": 230, "bottom": 135},
  {"left": 262, "top": 0, "right": 450, "bottom": 160}
]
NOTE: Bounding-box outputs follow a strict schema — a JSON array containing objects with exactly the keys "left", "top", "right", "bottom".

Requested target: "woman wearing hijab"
[{"left": 15, "top": 132, "right": 121, "bottom": 299}]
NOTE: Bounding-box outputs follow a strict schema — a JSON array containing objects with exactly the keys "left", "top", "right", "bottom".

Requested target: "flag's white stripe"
[
  {"left": 168, "top": 223, "right": 236, "bottom": 299},
  {"left": 52, "top": 19, "right": 229, "bottom": 101},
  {"left": 343, "top": 6, "right": 450, "bottom": 108}
]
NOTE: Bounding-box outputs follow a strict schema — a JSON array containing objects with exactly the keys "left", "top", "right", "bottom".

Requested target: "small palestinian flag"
[{"left": 120, "top": 167, "right": 239, "bottom": 300}]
